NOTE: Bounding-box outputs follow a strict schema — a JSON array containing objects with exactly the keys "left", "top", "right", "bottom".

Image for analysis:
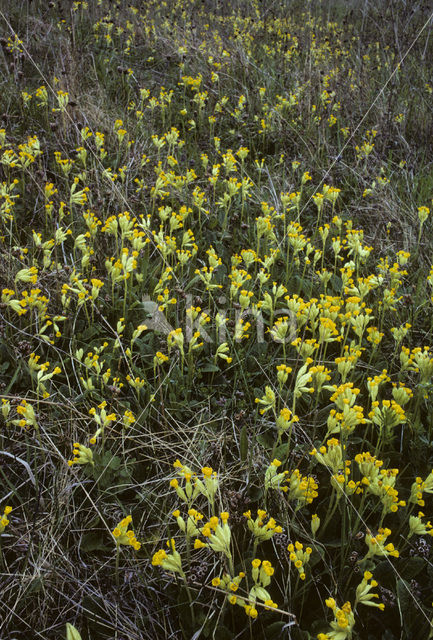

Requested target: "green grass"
[{"left": 1, "top": 1, "right": 433, "bottom": 639}]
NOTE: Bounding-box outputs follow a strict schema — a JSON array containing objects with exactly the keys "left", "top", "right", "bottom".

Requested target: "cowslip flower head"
[
  {"left": 244, "top": 509, "right": 282, "bottom": 544},
  {"left": 0, "top": 506, "right": 12, "bottom": 534},
  {"left": 68, "top": 442, "right": 94, "bottom": 467},
  {"left": 364, "top": 528, "right": 399, "bottom": 560},
  {"left": 355, "top": 571, "right": 385, "bottom": 610},
  {"left": 152, "top": 539, "right": 185, "bottom": 577},
  {"left": 112, "top": 515, "right": 141, "bottom": 551}
]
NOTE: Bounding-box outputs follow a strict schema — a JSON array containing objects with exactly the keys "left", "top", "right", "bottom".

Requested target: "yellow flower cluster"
[
  {"left": 170, "top": 460, "right": 219, "bottom": 507},
  {"left": 364, "top": 528, "right": 399, "bottom": 559},
  {"left": 112, "top": 515, "right": 141, "bottom": 551},
  {"left": 318, "top": 599, "right": 355, "bottom": 640},
  {"left": 288, "top": 541, "right": 313, "bottom": 580},
  {"left": 152, "top": 539, "right": 184, "bottom": 576},
  {"left": 68, "top": 442, "right": 94, "bottom": 467},
  {"left": 285, "top": 469, "right": 319, "bottom": 506},
  {"left": 408, "top": 512, "right": 433, "bottom": 538},
  {"left": 0, "top": 506, "right": 12, "bottom": 534},
  {"left": 409, "top": 471, "right": 433, "bottom": 507},
  {"left": 243, "top": 509, "right": 283, "bottom": 544}
]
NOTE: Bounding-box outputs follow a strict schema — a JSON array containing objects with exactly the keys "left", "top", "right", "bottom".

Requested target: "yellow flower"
[
  {"left": 112, "top": 515, "right": 140, "bottom": 551},
  {"left": 194, "top": 539, "right": 207, "bottom": 549},
  {"left": 0, "top": 506, "right": 12, "bottom": 534},
  {"left": 244, "top": 604, "right": 258, "bottom": 618}
]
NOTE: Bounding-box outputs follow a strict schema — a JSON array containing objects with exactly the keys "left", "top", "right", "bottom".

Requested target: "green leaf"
[
  {"left": 66, "top": 623, "right": 83, "bottom": 640},
  {"left": 177, "top": 586, "right": 194, "bottom": 630},
  {"left": 82, "top": 595, "right": 109, "bottom": 633},
  {"left": 290, "top": 626, "right": 312, "bottom": 640},
  {"left": 256, "top": 432, "right": 274, "bottom": 449},
  {"left": 400, "top": 556, "right": 425, "bottom": 580},
  {"left": 330, "top": 274, "right": 343, "bottom": 294},
  {"left": 210, "top": 624, "right": 233, "bottom": 640},
  {"left": 396, "top": 579, "right": 416, "bottom": 638},
  {"left": 308, "top": 543, "right": 325, "bottom": 567},
  {"left": 27, "top": 577, "right": 43, "bottom": 595},
  {"left": 80, "top": 530, "right": 110, "bottom": 553},
  {"left": 141, "top": 299, "right": 158, "bottom": 314},
  {"left": 200, "top": 362, "right": 220, "bottom": 373},
  {"left": 0, "top": 361, "right": 10, "bottom": 374},
  {"left": 274, "top": 442, "right": 290, "bottom": 460},
  {"left": 109, "top": 455, "right": 121, "bottom": 470},
  {"left": 240, "top": 424, "right": 248, "bottom": 461},
  {"left": 248, "top": 485, "right": 264, "bottom": 501},
  {"left": 373, "top": 560, "right": 396, "bottom": 586},
  {"left": 266, "top": 621, "right": 289, "bottom": 639},
  {"left": 4, "top": 362, "right": 22, "bottom": 393}
]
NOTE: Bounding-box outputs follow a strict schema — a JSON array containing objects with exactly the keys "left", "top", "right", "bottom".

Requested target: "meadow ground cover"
[{"left": 1, "top": 0, "right": 433, "bottom": 638}]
